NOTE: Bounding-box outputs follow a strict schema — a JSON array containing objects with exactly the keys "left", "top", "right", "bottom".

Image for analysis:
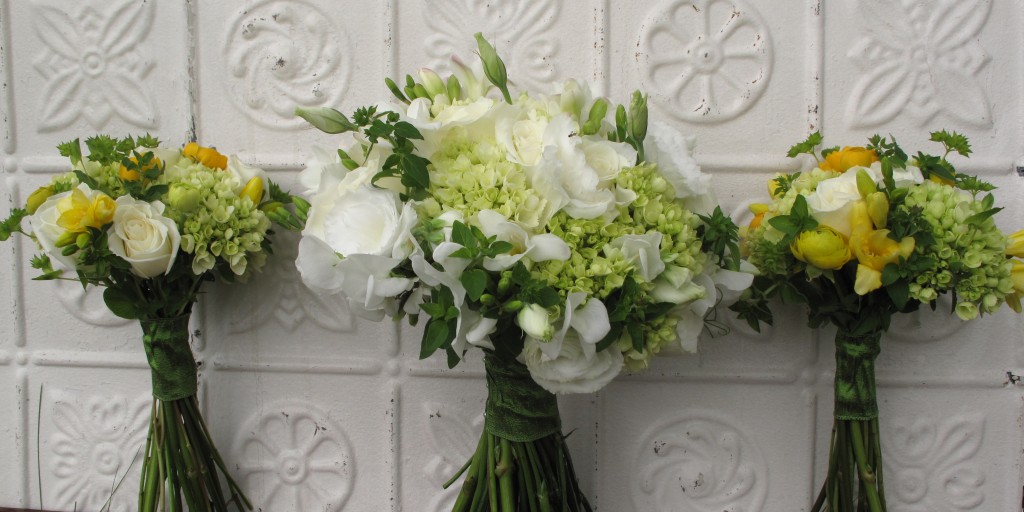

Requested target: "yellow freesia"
[
  {"left": 850, "top": 229, "right": 915, "bottom": 295},
  {"left": 240, "top": 176, "right": 264, "bottom": 205},
  {"left": 848, "top": 201, "right": 874, "bottom": 235},
  {"left": 118, "top": 153, "right": 162, "bottom": 182},
  {"left": 183, "top": 142, "right": 228, "bottom": 170},
  {"left": 1006, "top": 230, "right": 1024, "bottom": 258},
  {"left": 1007, "top": 260, "right": 1024, "bottom": 313},
  {"left": 865, "top": 192, "right": 889, "bottom": 229},
  {"left": 56, "top": 189, "right": 116, "bottom": 232},
  {"left": 791, "top": 226, "right": 852, "bottom": 270},
  {"left": 819, "top": 146, "right": 878, "bottom": 173}
]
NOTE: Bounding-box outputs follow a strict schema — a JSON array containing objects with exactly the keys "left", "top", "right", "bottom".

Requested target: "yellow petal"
[
  {"left": 854, "top": 264, "right": 882, "bottom": 295},
  {"left": 1007, "top": 230, "right": 1024, "bottom": 258},
  {"left": 240, "top": 176, "right": 264, "bottom": 205}
]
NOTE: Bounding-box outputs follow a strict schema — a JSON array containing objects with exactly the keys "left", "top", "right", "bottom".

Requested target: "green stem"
[
  {"left": 487, "top": 434, "right": 498, "bottom": 512},
  {"left": 498, "top": 439, "right": 515, "bottom": 512},
  {"left": 453, "top": 432, "right": 487, "bottom": 512},
  {"left": 850, "top": 421, "right": 884, "bottom": 512}
]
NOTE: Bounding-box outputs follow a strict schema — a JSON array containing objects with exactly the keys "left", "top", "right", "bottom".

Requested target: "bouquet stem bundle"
[
  {"left": 448, "top": 354, "right": 592, "bottom": 512},
  {"left": 137, "top": 315, "right": 251, "bottom": 512},
  {"left": 813, "top": 331, "right": 885, "bottom": 512}
]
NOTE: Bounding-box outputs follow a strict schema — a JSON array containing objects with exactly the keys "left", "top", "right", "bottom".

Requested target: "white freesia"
[
  {"left": 108, "top": 196, "right": 180, "bottom": 278},
  {"left": 475, "top": 210, "right": 570, "bottom": 271},
  {"left": 610, "top": 233, "right": 665, "bottom": 282},
  {"left": 225, "top": 156, "right": 267, "bottom": 196},
  {"left": 539, "top": 292, "right": 611, "bottom": 361},
  {"left": 522, "top": 331, "right": 623, "bottom": 394},
  {"left": 646, "top": 122, "right": 714, "bottom": 214},
  {"left": 672, "top": 262, "right": 756, "bottom": 352},
  {"left": 411, "top": 242, "right": 471, "bottom": 306}
]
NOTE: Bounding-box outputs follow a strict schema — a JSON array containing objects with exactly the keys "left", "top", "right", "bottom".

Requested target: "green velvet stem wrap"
[
  {"left": 483, "top": 353, "right": 561, "bottom": 442},
  {"left": 140, "top": 315, "right": 197, "bottom": 401},
  {"left": 834, "top": 330, "right": 882, "bottom": 421}
]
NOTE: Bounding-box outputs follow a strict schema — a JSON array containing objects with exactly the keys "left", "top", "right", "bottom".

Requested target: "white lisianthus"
[
  {"left": 542, "top": 115, "right": 616, "bottom": 219},
  {"left": 107, "top": 196, "right": 180, "bottom": 278},
  {"left": 646, "top": 122, "right": 714, "bottom": 213},
  {"left": 521, "top": 331, "right": 623, "bottom": 394},
  {"left": 610, "top": 233, "right": 665, "bottom": 282},
  {"left": 805, "top": 171, "right": 863, "bottom": 237},
  {"left": 298, "top": 145, "right": 346, "bottom": 194}
]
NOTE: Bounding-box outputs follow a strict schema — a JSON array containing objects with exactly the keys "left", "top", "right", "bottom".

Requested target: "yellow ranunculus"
[
  {"left": 1006, "top": 230, "right": 1024, "bottom": 258},
  {"left": 850, "top": 228, "right": 915, "bottom": 295},
  {"left": 790, "top": 226, "right": 852, "bottom": 270},
  {"left": 183, "top": 142, "right": 228, "bottom": 170},
  {"left": 819, "top": 146, "right": 878, "bottom": 173},
  {"left": 118, "top": 153, "right": 162, "bottom": 182},
  {"left": 56, "top": 189, "right": 116, "bottom": 232}
]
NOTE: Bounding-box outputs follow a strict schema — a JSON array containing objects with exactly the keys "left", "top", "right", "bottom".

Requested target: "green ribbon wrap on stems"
[
  {"left": 140, "top": 315, "right": 198, "bottom": 401},
  {"left": 484, "top": 353, "right": 561, "bottom": 442},
  {"left": 833, "top": 331, "right": 882, "bottom": 421}
]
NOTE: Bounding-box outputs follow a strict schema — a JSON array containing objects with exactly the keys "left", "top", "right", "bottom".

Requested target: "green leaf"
[
  {"left": 627, "top": 322, "right": 645, "bottom": 352},
  {"left": 930, "top": 129, "right": 972, "bottom": 157},
  {"left": 786, "top": 131, "right": 823, "bottom": 158},
  {"left": 419, "top": 318, "right": 452, "bottom": 360},
  {"left": 450, "top": 221, "right": 474, "bottom": 249},
  {"left": 295, "top": 107, "right": 358, "bottom": 134},
  {"left": 400, "top": 153, "right": 431, "bottom": 191},
  {"left": 485, "top": 240, "right": 514, "bottom": 257},
  {"left": 461, "top": 269, "right": 488, "bottom": 302},
  {"left": 965, "top": 207, "right": 1002, "bottom": 226},
  {"left": 881, "top": 263, "right": 901, "bottom": 286},
  {"left": 57, "top": 139, "right": 83, "bottom": 166},
  {"left": 103, "top": 287, "right": 139, "bottom": 320},
  {"left": 393, "top": 121, "right": 423, "bottom": 140},
  {"left": 0, "top": 208, "right": 27, "bottom": 241},
  {"left": 886, "top": 279, "right": 910, "bottom": 309}
]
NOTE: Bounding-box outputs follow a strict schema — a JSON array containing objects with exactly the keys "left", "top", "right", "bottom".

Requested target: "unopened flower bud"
[
  {"left": 55, "top": 230, "right": 78, "bottom": 248},
  {"left": 419, "top": 68, "right": 446, "bottom": 99},
  {"left": 25, "top": 187, "right": 54, "bottom": 214},
  {"left": 240, "top": 176, "right": 264, "bottom": 205},
  {"left": 581, "top": 98, "right": 609, "bottom": 136},
  {"left": 168, "top": 183, "right": 201, "bottom": 213},
  {"left": 75, "top": 232, "right": 91, "bottom": 249}
]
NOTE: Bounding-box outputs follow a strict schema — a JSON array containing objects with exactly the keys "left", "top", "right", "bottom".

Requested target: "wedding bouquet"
[
  {"left": 734, "top": 131, "right": 1023, "bottom": 511},
  {"left": 295, "top": 34, "right": 752, "bottom": 510},
  {"left": 0, "top": 135, "right": 304, "bottom": 511}
]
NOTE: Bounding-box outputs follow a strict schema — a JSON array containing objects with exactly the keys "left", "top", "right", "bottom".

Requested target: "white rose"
[
  {"left": 646, "top": 122, "right": 715, "bottom": 214},
  {"left": 581, "top": 137, "right": 635, "bottom": 184},
  {"left": 107, "top": 196, "right": 180, "bottom": 278},
  {"left": 521, "top": 331, "right": 623, "bottom": 394},
  {"left": 225, "top": 156, "right": 268, "bottom": 196},
  {"left": 805, "top": 171, "right": 863, "bottom": 237}
]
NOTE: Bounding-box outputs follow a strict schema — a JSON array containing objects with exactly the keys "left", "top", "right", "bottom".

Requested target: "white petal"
[
  {"left": 296, "top": 236, "right": 346, "bottom": 295},
  {"left": 524, "top": 234, "right": 570, "bottom": 262}
]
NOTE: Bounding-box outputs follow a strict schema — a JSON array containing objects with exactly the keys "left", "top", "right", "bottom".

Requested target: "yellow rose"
[
  {"left": 791, "top": 226, "right": 852, "bottom": 270},
  {"left": 819, "top": 146, "right": 878, "bottom": 173},
  {"left": 183, "top": 142, "right": 228, "bottom": 170},
  {"left": 56, "top": 188, "right": 116, "bottom": 232},
  {"left": 1006, "top": 230, "right": 1024, "bottom": 258},
  {"left": 850, "top": 229, "right": 915, "bottom": 295}
]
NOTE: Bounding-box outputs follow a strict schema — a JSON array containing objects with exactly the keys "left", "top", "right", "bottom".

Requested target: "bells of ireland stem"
[{"left": 473, "top": 32, "right": 512, "bottom": 104}]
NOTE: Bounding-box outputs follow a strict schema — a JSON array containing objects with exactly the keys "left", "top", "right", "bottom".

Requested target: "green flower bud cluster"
[
  {"left": 902, "top": 181, "right": 1012, "bottom": 318},
  {"left": 163, "top": 162, "right": 271, "bottom": 279},
  {"left": 618, "top": 314, "right": 679, "bottom": 372},
  {"left": 422, "top": 131, "right": 552, "bottom": 229},
  {"left": 618, "top": 164, "right": 706, "bottom": 271}
]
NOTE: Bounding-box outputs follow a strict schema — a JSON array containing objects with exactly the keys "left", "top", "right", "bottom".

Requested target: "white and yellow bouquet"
[
  {"left": 296, "top": 34, "right": 752, "bottom": 510},
  {"left": 735, "top": 132, "right": 1023, "bottom": 511},
  {"left": 0, "top": 135, "right": 304, "bottom": 511}
]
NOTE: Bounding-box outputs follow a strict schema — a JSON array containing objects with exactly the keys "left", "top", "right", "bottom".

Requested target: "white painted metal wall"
[{"left": 1, "top": 1, "right": 1023, "bottom": 510}]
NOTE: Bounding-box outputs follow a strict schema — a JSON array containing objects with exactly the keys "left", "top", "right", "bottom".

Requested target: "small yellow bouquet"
[
  {"left": 0, "top": 135, "right": 305, "bottom": 511},
  {"left": 734, "top": 131, "right": 1023, "bottom": 511}
]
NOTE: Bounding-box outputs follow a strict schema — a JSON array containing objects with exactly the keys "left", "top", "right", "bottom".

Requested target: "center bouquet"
[
  {"left": 295, "top": 34, "right": 752, "bottom": 510},
  {"left": 0, "top": 135, "right": 304, "bottom": 511}
]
